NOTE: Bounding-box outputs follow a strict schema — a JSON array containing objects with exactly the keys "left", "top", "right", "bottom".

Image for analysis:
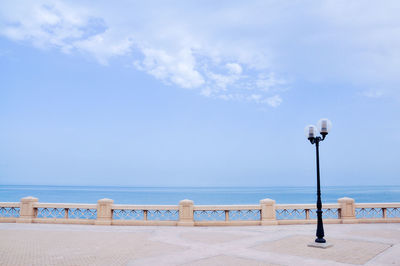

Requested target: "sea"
[{"left": 1, "top": 185, "right": 399, "bottom": 205}]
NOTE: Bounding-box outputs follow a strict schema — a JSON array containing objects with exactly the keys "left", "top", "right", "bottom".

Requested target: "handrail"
[
  {"left": 276, "top": 203, "right": 340, "bottom": 209},
  {"left": 355, "top": 203, "right": 400, "bottom": 208},
  {"left": 194, "top": 205, "right": 260, "bottom": 211},
  {"left": 0, "top": 202, "right": 20, "bottom": 207},
  {"left": 33, "top": 203, "right": 97, "bottom": 209},
  {"left": 112, "top": 204, "right": 178, "bottom": 210}
]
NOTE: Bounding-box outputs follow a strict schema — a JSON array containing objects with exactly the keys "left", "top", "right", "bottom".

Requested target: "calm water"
[{"left": 1, "top": 185, "right": 399, "bottom": 204}]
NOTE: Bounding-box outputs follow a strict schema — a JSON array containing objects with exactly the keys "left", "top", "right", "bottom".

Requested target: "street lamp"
[{"left": 305, "top": 118, "right": 332, "bottom": 245}]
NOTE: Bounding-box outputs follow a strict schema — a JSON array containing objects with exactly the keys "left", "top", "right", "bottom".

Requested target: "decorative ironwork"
[
  {"left": 355, "top": 208, "right": 382, "bottom": 218},
  {"left": 386, "top": 208, "right": 400, "bottom": 218},
  {"left": 309, "top": 208, "right": 339, "bottom": 219},
  {"left": 194, "top": 210, "right": 225, "bottom": 221},
  {"left": 36, "top": 207, "right": 96, "bottom": 219},
  {"left": 147, "top": 210, "right": 178, "bottom": 221},
  {"left": 229, "top": 210, "right": 260, "bottom": 221},
  {"left": 276, "top": 209, "right": 306, "bottom": 220},
  {"left": 0, "top": 207, "right": 20, "bottom": 217},
  {"left": 68, "top": 208, "right": 97, "bottom": 219},
  {"left": 36, "top": 208, "right": 65, "bottom": 218},
  {"left": 113, "top": 209, "right": 144, "bottom": 220}
]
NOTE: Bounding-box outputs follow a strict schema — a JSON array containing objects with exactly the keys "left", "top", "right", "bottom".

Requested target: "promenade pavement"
[{"left": 0, "top": 223, "right": 399, "bottom": 265}]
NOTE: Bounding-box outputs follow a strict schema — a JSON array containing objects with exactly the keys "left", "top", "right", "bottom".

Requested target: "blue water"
[{"left": 1, "top": 185, "right": 399, "bottom": 204}]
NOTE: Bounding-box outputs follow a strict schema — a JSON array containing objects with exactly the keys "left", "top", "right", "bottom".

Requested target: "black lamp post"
[{"left": 305, "top": 118, "right": 332, "bottom": 244}]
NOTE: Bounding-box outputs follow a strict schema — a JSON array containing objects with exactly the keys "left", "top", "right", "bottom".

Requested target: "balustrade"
[{"left": 0, "top": 197, "right": 399, "bottom": 226}]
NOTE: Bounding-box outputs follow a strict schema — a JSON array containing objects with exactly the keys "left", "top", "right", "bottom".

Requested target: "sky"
[{"left": 0, "top": 0, "right": 399, "bottom": 187}]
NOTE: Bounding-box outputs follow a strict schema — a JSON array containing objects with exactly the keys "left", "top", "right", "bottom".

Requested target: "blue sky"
[{"left": 0, "top": 1, "right": 399, "bottom": 186}]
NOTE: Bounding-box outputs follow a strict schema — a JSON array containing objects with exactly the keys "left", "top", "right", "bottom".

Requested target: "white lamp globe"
[
  {"left": 317, "top": 118, "right": 332, "bottom": 134},
  {"left": 304, "top": 125, "right": 317, "bottom": 139}
]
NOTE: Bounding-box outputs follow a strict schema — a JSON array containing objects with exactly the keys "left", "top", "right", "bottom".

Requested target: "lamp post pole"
[
  {"left": 314, "top": 137, "right": 325, "bottom": 243},
  {"left": 305, "top": 119, "right": 332, "bottom": 245}
]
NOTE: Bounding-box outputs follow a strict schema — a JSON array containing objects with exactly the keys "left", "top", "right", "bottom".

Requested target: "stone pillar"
[
  {"left": 338, "top": 197, "right": 357, "bottom": 224},
  {"left": 260, "top": 198, "right": 278, "bottom": 225},
  {"left": 178, "top": 199, "right": 194, "bottom": 226},
  {"left": 17, "top": 196, "right": 38, "bottom": 223},
  {"left": 95, "top": 198, "right": 114, "bottom": 225}
]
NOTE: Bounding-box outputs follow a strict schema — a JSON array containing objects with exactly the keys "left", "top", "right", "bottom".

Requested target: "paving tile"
[
  {"left": 252, "top": 235, "right": 391, "bottom": 265},
  {"left": 351, "top": 229, "right": 400, "bottom": 242},
  {"left": 0, "top": 223, "right": 399, "bottom": 266},
  {"left": 0, "top": 230, "right": 185, "bottom": 266},
  {"left": 179, "top": 232, "right": 248, "bottom": 244},
  {"left": 181, "top": 255, "right": 278, "bottom": 266}
]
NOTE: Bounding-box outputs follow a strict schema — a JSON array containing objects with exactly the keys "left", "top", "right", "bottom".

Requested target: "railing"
[
  {"left": 0, "top": 196, "right": 399, "bottom": 226},
  {"left": 193, "top": 205, "right": 261, "bottom": 225},
  {"left": 275, "top": 203, "right": 341, "bottom": 224},
  {"left": 112, "top": 205, "right": 179, "bottom": 225},
  {"left": 33, "top": 203, "right": 97, "bottom": 224},
  {"left": 0, "top": 202, "right": 20, "bottom": 223},
  {"left": 355, "top": 203, "right": 400, "bottom": 220}
]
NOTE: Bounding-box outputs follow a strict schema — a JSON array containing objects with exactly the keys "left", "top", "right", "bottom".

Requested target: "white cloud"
[
  {"left": 256, "top": 73, "right": 287, "bottom": 92},
  {"left": 247, "top": 94, "right": 262, "bottom": 103},
  {"left": 363, "top": 89, "right": 384, "bottom": 98},
  {"left": 74, "top": 32, "right": 133, "bottom": 65},
  {"left": 206, "top": 71, "right": 239, "bottom": 90},
  {"left": 0, "top": 1, "right": 289, "bottom": 107},
  {"left": 0, "top": 1, "right": 92, "bottom": 50},
  {"left": 244, "top": 93, "right": 283, "bottom": 107},
  {"left": 1, "top": 1, "right": 399, "bottom": 105},
  {"left": 263, "top": 95, "right": 282, "bottom": 108},
  {"left": 226, "top": 63, "right": 242, "bottom": 75},
  {"left": 136, "top": 47, "right": 204, "bottom": 89}
]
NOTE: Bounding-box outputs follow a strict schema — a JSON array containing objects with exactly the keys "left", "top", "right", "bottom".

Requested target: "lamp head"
[
  {"left": 317, "top": 118, "right": 332, "bottom": 135},
  {"left": 304, "top": 125, "right": 317, "bottom": 140}
]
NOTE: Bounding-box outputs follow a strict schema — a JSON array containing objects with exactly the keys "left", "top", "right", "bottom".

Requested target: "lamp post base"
[{"left": 307, "top": 242, "right": 333, "bottom": 249}]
